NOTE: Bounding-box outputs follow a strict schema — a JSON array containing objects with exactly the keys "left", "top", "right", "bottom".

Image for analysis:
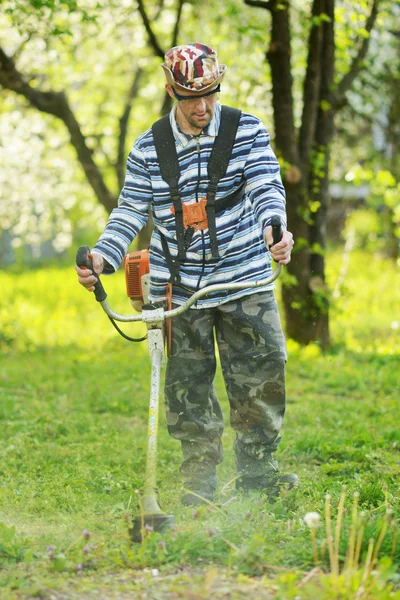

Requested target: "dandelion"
[
  {"left": 304, "top": 512, "right": 320, "bottom": 566},
  {"left": 304, "top": 512, "right": 321, "bottom": 529},
  {"left": 151, "top": 568, "right": 159, "bottom": 577}
]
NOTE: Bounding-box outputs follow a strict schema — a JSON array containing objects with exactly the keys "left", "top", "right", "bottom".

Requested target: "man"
[{"left": 76, "top": 42, "right": 298, "bottom": 506}]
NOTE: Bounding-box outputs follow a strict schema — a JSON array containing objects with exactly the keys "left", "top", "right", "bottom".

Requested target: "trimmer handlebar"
[
  {"left": 271, "top": 215, "right": 283, "bottom": 248},
  {"left": 77, "top": 216, "right": 284, "bottom": 322},
  {"left": 76, "top": 246, "right": 107, "bottom": 303}
]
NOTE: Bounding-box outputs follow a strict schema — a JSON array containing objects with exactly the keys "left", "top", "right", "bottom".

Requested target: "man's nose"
[{"left": 193, "top": 98, "right": 206, "bottom": 110}]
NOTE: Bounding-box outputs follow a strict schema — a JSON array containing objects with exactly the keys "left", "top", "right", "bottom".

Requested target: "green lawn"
[{"left": 0, "top": 250, "right": 399, "bottom": 599}]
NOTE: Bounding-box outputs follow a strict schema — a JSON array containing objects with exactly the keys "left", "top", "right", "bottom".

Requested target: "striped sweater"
[{"left": 93, "top": 102, "right": 286, "bottom": 308}]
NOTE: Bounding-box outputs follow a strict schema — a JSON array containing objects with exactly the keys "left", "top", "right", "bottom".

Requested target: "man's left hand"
[{"left": 264, "top": 227, "right": 294, "bottom": 265}]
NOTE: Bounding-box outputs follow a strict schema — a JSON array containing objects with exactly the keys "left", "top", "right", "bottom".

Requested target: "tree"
[
  {"left": 1, "top": 0, "right": 390, "bottom": 347},
  {"left": 0, "top": 0, "right": 186, "bottom": 248},
  {"left": 244, "top": 0, "right": 380, "bottom": 347},
  {"left": 0, "top": 0, "right": 275, "bottom": 260},
  {"left": 334, "top": 11, "right": 400, "bottom": 261}
]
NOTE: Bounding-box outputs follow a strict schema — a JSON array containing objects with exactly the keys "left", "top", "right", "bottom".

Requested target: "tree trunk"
[
  {"left": 246, "top": 0, "right": 379, "bottom": 346},
  {"left": 282, "top": 184, "right": 315, "bottom": 345},
  {"left": 387, "top": 89, "right": 400, "bottom": 260},
  {"left": 266, "top": 0, "right": 330, "bottom": 345},
  {"left": 306, "top": 0, "right": 335, "bottom": 348}
]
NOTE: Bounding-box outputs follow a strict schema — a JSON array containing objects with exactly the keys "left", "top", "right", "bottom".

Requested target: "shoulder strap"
[
  {"left": 151, "top": 114, "right": 179, "bottom": 186},
  {"left": 152, "top": 106, "right": 242, "bottom": 274},
  {"left": 206, "top": 105, "right": 241, "bottom": 258},
  {"left": 208, "top": 106, "right": 242, "bottom": 184},
  {"left": 152, "top": 115, "right": 186, "bottom": 261}
]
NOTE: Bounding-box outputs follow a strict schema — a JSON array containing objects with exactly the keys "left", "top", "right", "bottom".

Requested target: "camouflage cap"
[{"left": 162, "top": 42, "right": 226, "bottom": 93}]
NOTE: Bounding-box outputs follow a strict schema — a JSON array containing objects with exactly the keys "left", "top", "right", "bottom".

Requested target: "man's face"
[{"left": 167, "top": 85, "right": 219, "bottom": 134}]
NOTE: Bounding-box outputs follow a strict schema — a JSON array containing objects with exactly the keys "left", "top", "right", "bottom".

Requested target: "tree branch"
[
  {"left": 171, "top": 0, "right": 185, "bottom": 48},
  {"left": 265, "top": 0, "right": 298, "bottom": 163},
  {"left": 334, "top": 0, "right": 380, "bottom": 107},
  {"left": 154, "top": 0, "right": 165, "bottom": 20},
  {"left": 13, "top": 33, "right": 34, "bottom": 61},
  {"left": 117, "top": 67, "right": 144, "bottom": 189},
  {"left": 137, "top": 0, "right": 165, "bottom": 59},
  {"left": 244, "top": 0, "right": 274, "bottom": 9},
  {"left": 160, "top": 0, "right": 186, "bottom": 115},
  {"left": 340, "top": 102, "right": 378, "bottom": 127},
  {"left": 298, "top": 0, "right": 324, "bottom": 167},
  {"left": 0, "top": 46, "right": 116, "bottom": 213}
]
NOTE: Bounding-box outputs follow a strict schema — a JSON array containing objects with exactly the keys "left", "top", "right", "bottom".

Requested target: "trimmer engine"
[{"left": 124, "top": 249, "right": 150, "bottom": 304}]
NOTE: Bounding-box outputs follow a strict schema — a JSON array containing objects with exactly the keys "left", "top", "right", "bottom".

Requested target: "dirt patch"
[{"left": 36, "top": 567, "right": 277, "bottom": 600}]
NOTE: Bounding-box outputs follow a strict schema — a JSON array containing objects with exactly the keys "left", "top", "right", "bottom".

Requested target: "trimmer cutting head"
[{"left": 130, "top": 513, "right": 175, "bottom": 543}]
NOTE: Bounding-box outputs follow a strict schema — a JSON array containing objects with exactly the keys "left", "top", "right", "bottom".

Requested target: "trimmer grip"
[
  {"left": 271, "top": 215, "right": 283, "bottom": 246},
  {"left": 76, "top": 246, "right": 107, "bottom": 303}
]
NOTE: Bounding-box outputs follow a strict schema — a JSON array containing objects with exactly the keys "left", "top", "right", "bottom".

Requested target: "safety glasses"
[{"left": 172, "top": 84, "right": 221, "bottom": 102}]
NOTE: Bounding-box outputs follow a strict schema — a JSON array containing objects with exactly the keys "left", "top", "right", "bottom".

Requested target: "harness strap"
[
  {"left": 152, "top": 105, "right": 242, "bottom": 281},
  {"left": 216, "top": 179, "right": 245, "bottom": 212},
  {"left": 206, "top": 106, "right": 242, "bottom": 258},
  {"left": 179, "top": 179, "right": 245, "bottom": 254},
  {"left": 160, "top": 232, "right": 181, "bottom": 285},
  {"left": 152, "top": 116, "right": 186, "bottom": 261}
]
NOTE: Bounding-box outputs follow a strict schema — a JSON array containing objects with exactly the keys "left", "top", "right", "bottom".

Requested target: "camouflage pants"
[{"left": 164, "top": 291, "right": 287, "bottom": 491}]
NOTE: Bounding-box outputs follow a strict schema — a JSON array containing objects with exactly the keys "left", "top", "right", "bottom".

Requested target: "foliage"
[
  {"left": 342, "top": 168, "right": 400, "bottom": 256},
  {"left": 333, "top": 3, "right": 400, "bottom": 258},
  {"left": 0, "top": 0, "right": 276, "bottom": 263},
  {"left": 0, "top": 248, "right": 399, "bottom": 597},
  {"left": 0, "top": 109, "right": 107, "bottom": 261},
  {"left": 1, "top": 0, "right": 397, "bottom": 265}
]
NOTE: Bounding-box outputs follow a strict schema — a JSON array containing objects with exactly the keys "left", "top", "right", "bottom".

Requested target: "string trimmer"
[{"left": 76, "top": 216, "right": 283, "bottom": 542}]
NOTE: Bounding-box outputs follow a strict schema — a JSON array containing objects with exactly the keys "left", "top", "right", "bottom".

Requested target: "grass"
[{"left": 0, "top": 248, "right": 399, "bottom": 599}]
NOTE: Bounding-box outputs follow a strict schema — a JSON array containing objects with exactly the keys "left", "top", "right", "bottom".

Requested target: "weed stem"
[
  {"left": 325, "top": 494, "right": 337, "bottom": 578},
  {"left": 334, "top": 485, "right": 347, "bottom": 574},
  {"left": 361, "top": 538, "right": 375, "bottom": 585},
  {"left": 346, "top": 491, "right": 359, "bottom": 571}
]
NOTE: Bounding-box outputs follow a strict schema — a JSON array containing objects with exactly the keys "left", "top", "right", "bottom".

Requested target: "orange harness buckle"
[{"left": 171, "top": 198, "right": 208, "bottom": 231}]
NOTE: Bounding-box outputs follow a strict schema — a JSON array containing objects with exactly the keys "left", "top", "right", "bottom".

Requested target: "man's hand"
[
  {"left": 75, "top": 252, "right": 104, "bottom": 292},
  {"left": 264, "top": 227, "right": 294, "bottom": 265}
]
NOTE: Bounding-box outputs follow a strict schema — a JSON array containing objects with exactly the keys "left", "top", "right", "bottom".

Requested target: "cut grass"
[{"left": 0, "top": 249, "right": 399, "bottom": 598}]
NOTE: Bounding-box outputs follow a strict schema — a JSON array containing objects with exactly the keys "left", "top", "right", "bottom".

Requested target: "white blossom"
[{"left": 304, "top": 512, "right": 321, "bottom": 528}]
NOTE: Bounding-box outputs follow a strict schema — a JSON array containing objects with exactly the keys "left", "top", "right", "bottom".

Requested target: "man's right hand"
[{"left": 75, "top": 252, "right": 104, "bottom": 292}]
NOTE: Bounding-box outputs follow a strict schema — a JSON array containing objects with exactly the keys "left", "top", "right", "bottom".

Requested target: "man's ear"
[{"left": 165, "top": 84, "right": 175, "bottom": 100}]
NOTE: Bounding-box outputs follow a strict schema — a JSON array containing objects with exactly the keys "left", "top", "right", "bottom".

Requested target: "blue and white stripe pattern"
[{"left": 93, "top": 102, "right": 286, "bottom": 308}]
